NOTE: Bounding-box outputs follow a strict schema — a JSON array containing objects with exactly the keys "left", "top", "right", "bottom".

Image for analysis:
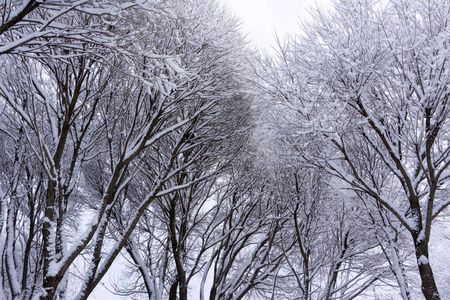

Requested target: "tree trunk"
[
  {"left": 209, "top": 287, "right": 217, "bottom": 300},
  {"left": 414, "top": 239, "right": 440, "bottom": 300},
  {"left": 41, "top": 179, "right": 59, "bottom": 300},
  {"left": 179, "top": 283, "right": 188, "bottom": 300},
  {"left": 169, "top": 280, "right": 178, "bottom": 300}
]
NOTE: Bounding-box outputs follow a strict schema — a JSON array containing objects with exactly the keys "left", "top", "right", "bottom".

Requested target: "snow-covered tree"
[
  {"left": 0, "top": 0, "right": 251, "bottom": 299},
  {"left": 261, "top": 0, "right": 450, "bottom": 299},
  {"left": 270, "top": 167, "right": 383, "bottom": 300}
]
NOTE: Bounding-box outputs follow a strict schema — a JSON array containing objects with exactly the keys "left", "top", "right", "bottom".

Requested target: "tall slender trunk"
[
  {"left": 42, "top": 178, "right": 59, "bottom": 300},
  {"left": 209, "top": 286, "right": 217, "bottom": 300},
  {"left": 169, "top": 279, "right": 178, "bottom": 300},
  {"left": 387, "top": 236, "right": 411, "bottom": 300}
]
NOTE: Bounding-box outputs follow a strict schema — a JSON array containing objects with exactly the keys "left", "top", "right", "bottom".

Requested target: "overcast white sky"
[{"left": 219, "top": 0, "right": 331, "bottom": 49}]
